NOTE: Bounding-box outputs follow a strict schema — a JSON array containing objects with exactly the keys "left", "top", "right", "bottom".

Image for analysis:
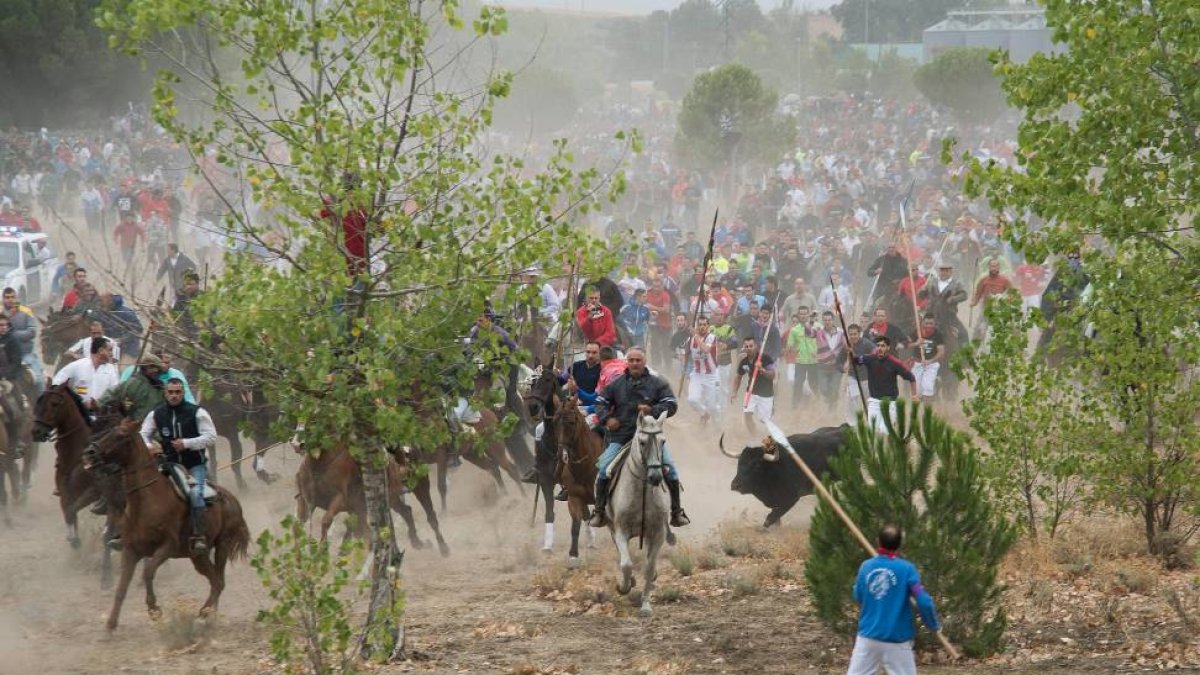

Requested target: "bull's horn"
[
  {"left": 763, "top": 447, "right": 781, "bottom": 462},
  {"left": 718, "top": 433, "right": 742, "bottom": 459}
]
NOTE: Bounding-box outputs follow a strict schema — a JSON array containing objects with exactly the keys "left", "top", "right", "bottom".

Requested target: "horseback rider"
[
  {"left": 2, "top": 287, "right": 41, "bottom": 394},
  {"left": 91, "top": 354, "right": 168, "bottom": 521},
  {"left": 0, "top": 315, "right": 29, "bottom": 459},
  {"left": 139, "top": 377, "right": 217, "bottom": 556},
  {"left": 590, "top": 346, "right": 690, "bottom": 529}
]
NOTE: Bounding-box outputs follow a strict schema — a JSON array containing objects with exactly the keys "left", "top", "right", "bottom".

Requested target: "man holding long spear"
[{"left": 731, "top": 335, "right": 776, "bottom": 433}]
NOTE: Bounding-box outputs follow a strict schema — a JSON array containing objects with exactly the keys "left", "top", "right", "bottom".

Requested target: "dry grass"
[
  {"left": 722, "top": 571, "right": 761, "bottom": 597},
  {"left": 668, "top": 547, "right": 695, "bottom": 577},
  {"left": 696, "top": 547, "right": 727, "bottom": 571}
]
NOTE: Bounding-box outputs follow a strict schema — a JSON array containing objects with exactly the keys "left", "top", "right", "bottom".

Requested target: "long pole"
[
  {"left": 831, "top": 275, "right": 868, "bottom": 420},
  {"left": 742, "top": 300, "right": 777, "bottom": 408},
  {"left": 556, "top": 254, "right": 580, "bottom": 367},
  {"left": 895, "top": 188, "right": 926, "bottom": 367},
  {"left": 763, "top": 420, "right": 961, "bottom": 661},
  {"left": 676, "top": 209, "right": 719, "bottom": 396}
]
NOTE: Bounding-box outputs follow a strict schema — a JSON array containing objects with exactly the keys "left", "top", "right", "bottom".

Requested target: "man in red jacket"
[{"left": 575, "top": 286, "right": 617, "bottom": 347}]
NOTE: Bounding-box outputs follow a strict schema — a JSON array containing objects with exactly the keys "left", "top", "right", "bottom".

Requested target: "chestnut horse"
[
  {"left": 295, "top": 444, "right": 449, "bottom": 556},
  {"left": 32, "top": 383, "right": 119, "bottom": 587},
  {"left": 425, "top": 406, "right": 525, "bottom": 515},
  {"left": 39, "top": 311, "right": 90, "bottom": 371},
  {"left": 89, "top": 418, "right": 251, "bottom": 630},
  {"left": 555, "top": 395, "right": 604, "bottom": 566}
]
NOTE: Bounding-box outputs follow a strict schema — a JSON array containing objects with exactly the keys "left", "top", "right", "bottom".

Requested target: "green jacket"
[{"left": 100, "top": 371, "right": 165, "bottom": 421}]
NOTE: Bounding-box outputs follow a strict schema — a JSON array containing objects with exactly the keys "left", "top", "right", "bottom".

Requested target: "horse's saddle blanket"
[
  {"left": 604, "top": 443, "right": 632, "bottom": 481},
  {"left": 163, "top": 463, "right": 218, "bottom": 505}
]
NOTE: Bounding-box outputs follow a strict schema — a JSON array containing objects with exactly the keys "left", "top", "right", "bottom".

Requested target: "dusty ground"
[
  {"left": 2, "top": 214, "right": 1194, "bottom": 673},
  {"left": 0, "top": 399, "right": 1196, "bottom": 674}
]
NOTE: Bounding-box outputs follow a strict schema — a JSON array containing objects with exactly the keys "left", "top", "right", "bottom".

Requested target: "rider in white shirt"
[{"left": 51, "top": 336, "right": 120, "bottom": 409}]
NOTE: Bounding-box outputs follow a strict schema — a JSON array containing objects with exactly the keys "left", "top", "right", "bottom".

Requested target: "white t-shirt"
[
  {"left": 51, "top": 357, "right": 120, "bottom": 404},
  {"left": 68, "top": 336, "right": 121, "bottom": 363}
]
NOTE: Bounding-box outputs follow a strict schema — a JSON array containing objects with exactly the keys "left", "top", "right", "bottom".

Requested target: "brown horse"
[
  {"left": 32, "top": 383, "right": 120, "bottom": 587},
  {"left": 555, "top": 395, "right": 604, "bottom": 565},
  {"left": 89, "top": 418, "right": 251, "bottom": 631},
  {"left": 0, "top": 410, "right": 16, "bottom": 523},
  {"left": 426, "top": 406, "right": 525, "bottom": 515},
  {"left": 39, "top": 311, "right": 90, "bottom": 371},
  {"left": 523, "top": 363, "right": 562, "bottom": 551},
  {"left": 295, "top": 444, "right": 449, "bottom": 556}
]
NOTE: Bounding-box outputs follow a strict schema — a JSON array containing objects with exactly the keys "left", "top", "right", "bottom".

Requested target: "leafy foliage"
[
  {"left": 963, "top": 0, "right": 1200, "bottom": 553},
  {"left": 957, "top": 294, "right": 1092, "bottom": 538},
  {"left": 675, "top": 63, "right": 795, "bottom": 171},
  {"left": 252, "top": 516, "right": 365, "bottom": 674},
  {"left": 0, "top": 0, "right": 149, "bottom": 126},
  {"left": 101, "top": 0, "right": 624, "bottom": 657},
  {"left": 805, "top": 401, "right": 1015, "bottom": 657},
  {"left": 913, "top": 47, "right": 1005, "bottom": 122}
]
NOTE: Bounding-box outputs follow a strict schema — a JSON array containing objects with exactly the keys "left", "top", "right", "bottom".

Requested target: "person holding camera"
[{"left": 575, "top": 286, "right": 617, "bottom": 347}]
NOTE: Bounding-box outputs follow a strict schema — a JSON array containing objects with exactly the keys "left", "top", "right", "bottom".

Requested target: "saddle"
[
  {"left": 163, "top": 463, "right": 218, "bottom": 505},
  {"left": 604, "top": 442, "right": 632, "bottom": 481}
]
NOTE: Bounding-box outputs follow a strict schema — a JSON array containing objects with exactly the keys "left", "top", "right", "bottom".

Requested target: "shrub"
[{"left": 804, "top": 400, "right": 1016, "bottom": 657}]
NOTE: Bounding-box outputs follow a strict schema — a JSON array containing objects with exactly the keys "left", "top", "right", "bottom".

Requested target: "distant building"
[{"left": 923, "top": 9, "right": 1059, "bottom": 63}]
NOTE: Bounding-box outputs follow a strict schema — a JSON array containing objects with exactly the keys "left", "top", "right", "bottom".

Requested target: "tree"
[
  {"left": 675, "top": 63, "right": 795, "bottom": 173},
  {"left": 832, "top": 0, "right": 1004, "bottom": 44},
  {"left": 962, "top": 0, "right": 1200, "bottom": 555},
  {"left": 0, "top": 0, "right": 149, "bottom": 126},
  {"left": 805, "top": 401, "right": 1015, "bottom": 657},
  {"left": 956, "top": 294, "right": 1092, "bottom": 539},
  {"left": 913, "top": 47, "right": 1006, "bottom": 122},
  {"left": 101, "top": 0, "right": 622, "bottom": 661}
]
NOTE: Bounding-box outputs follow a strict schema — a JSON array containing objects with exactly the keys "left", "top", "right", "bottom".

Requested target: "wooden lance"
[
  {"left": 742, "top": 300, "right": 777, "bottom": 409},
  {"left": 676, "top": 209, "right": 719, "bottom": 396},
  {"left": 830, "top": 275, "right": 868, "bottom": 420},
  {"left": 759, "top": 419, "right": 961, "bottom": 661}
]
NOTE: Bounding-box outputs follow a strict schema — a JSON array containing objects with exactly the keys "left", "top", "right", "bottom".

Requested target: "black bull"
[{"left": 721, "top": 425, "right": 848, "bottom": 528}]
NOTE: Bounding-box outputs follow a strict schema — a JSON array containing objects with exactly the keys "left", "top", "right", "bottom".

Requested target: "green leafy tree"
[
  {"left": 0, "top": 0, "right": 149, "bottom": 126},
  {"left": 101, "top": 0, "right": 622, "bottom": 660},
  {"left": 956, "top": 294, "right": 1092, "bottom": 538},
  {"left": 252, "top": 516, "right": 366, "bottom": 674},
  {"left": 805, "top": 401, "right": 1015, "bottom": 657},
  {"left": 962, "top": 0, "right": 1200, "bottom": 554},
  {"left": 913, "top": 47, "right": 1006, "bottom": 122},
  {"left": 675, "top": 63, "right": 795, "bottom": 174}
]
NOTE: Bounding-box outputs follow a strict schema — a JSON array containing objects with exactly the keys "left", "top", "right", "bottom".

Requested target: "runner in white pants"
[
  {"left": 731, "top": 336, "right": 776, "bottom": 433},
  {"left": 685, "top": 316, "right": 724, "bottom": 424},
  {"left": 908, "top": 315, "right": 946, "bottom": 404}
]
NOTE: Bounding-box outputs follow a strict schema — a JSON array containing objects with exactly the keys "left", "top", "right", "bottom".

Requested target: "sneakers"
[{"left": 190, "top": 537, "right": 209, "bottom": 557}]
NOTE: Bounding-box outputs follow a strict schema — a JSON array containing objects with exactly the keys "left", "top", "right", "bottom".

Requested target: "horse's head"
[
  {"left": 88, "top": 418, "right": 144, "bottom": 468},
  {"left": 524, "top": 363, "right": 559, "bottom": 422},
  {"left": 634, "top": 410, "right": 669, "bottom": 487},
  {"left": 32, "top": 383, "right": 85, "bottom": 442}
]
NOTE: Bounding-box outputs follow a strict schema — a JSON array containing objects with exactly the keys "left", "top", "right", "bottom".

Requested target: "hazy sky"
[{"left": 495, "top": 0, "right": 840, "bottom": 15}]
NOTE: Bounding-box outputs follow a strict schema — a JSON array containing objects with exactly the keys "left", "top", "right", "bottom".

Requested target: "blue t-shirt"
[{"left": 853, "top": 554, "right": 941, "bottom": 643}]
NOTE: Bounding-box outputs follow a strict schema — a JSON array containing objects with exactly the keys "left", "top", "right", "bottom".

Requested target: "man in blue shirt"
[{"left": 847, "top": 524, "right": 941, "bottom": 675}]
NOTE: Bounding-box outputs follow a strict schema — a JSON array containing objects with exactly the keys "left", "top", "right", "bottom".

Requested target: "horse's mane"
[{"left": 42, "top": 384, "right": 93, "bottom": 429}]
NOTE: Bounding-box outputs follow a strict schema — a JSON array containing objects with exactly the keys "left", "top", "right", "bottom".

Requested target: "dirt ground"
[
  {"left": 2, "top": 396, "right": 1195, "bottom": 675},
  {"left": 2, "top": 215, "right": 1194, "bottom": 673}
]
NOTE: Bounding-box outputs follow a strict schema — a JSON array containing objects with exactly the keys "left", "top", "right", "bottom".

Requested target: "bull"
[{"left": 720, "top": 424, "right": 848, "bottom": 528}]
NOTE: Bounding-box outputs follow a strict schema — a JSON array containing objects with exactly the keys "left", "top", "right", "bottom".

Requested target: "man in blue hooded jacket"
[{"left": 847, "top": 524, "right": 942, "bottom": 675}]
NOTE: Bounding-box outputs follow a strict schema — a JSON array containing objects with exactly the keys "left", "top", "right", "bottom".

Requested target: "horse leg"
[
  {"left": 613, "top": 527, "right": 635, "bottom": 595},
  {"left": 640, "top": 537, "right": 662, "bottom": 618},
  {"left": 106, "top": 548, "right": 141, "bottom": 630},
  {"left": 320, "top": 495, "right": 344, "bottom": 542},
  {"left": 568, "top": 516, "right": 582, "bottom": 567},
  {"left": 191, "top": 549, "right": 222, "bottom": 617},
  {"left": 142, "top": 545, "right": 173, "bottom": 620},
  {"left": 227, "top": 434, "right": 248, "bottom": 490},
  {"left": 437, "top": 452, "right": 449, "bottom": 515},
  {"left": 540, "top": 479, "right": 555, "bottom": 553},
  {"left": 492, "top": 443, "right": 525, "bottom": 492},
  {"left": 206, "top": 526, "right": 233, "bottom": 617},
  {"left": 390, "top": 493, "right": 426, "bottom": 551},
  {"left": 414, "top": 480, "right": 450, "bottom": 557},
  {"left": 100, "top": 518, "right": 113, "bottom": 590}
]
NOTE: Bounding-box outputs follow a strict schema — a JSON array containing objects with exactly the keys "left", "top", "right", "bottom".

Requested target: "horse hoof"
[
  {"left": 566, "top": 556, "right": 581, "bottom": 569},
  {"left": 409, "top": 538, "right": 425, "bottom": 550},
  {"left": 438, "top": 542, "right": 451, "bottom": 558},
  {"left": 148, "top": 607, "right": 162, "bottom": 621},
  {"left": 199, "top": 606, "right": 214, "bottom": 619},
  {"left": 616, "top": 581, "right": 631, "bottom": 595},
  {"left": 68, "top": 537, "right": 81, "bottom": 550},
  {"left": 105, "top": 619, "right": 118, "bottom": 632},
  {"left": 666, "top": 531, "right": 677, "bottom": 547},
  {"left": 541, "top": 546, "right": 553, "bottom": 554},
  {"left": 638, "top": 606, "right": 653, "bottom": 619}
]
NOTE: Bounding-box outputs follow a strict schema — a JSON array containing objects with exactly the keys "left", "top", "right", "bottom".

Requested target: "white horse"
[{"left": 605, "top": 410, "right": 670, "bottom": 618}]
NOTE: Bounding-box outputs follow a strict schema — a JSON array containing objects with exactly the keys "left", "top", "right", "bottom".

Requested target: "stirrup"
[
  {"left": 190, "top": 537, "right": 209, "bottom": 556},
  {"left": 89, "top": 497, "right": 108, "bottom": 515},
  {"left": 670, "top": 508, "right": 691, "bottom": 528},
  {"left": 554, "top": 487, "right": 568, "bottom": 502},
  {"left": 589, "top": 512, "right": 608, "bottom": 528}
]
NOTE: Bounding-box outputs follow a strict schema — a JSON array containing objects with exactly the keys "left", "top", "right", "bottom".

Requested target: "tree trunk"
[{"left": 359, "top": 446, "right": 405, "bottom": 662}]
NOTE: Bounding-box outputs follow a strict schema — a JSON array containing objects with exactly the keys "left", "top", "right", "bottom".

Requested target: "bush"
[
  {"left": 804, "top": 400, "right": 1016, "bottom": 657},
  {"left": 669, "top": 548, "right": 695, "bottom": 577},
  {"left": 252, "top": 515, "right": 366, "bottom": 674}
]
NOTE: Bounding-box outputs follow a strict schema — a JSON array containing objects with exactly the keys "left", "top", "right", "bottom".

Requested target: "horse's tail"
[{"left": 217, "top": 487, "right": 252, "bottom": 563}]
